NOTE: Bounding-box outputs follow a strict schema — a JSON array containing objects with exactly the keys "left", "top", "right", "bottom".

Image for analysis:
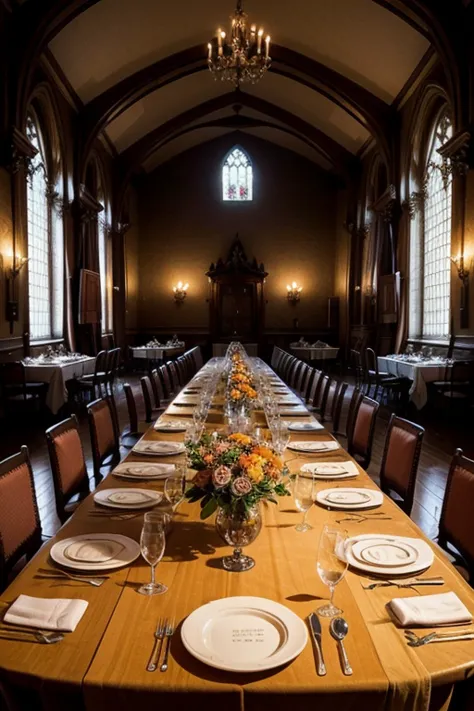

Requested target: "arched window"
[
  {"left": 222, "top": 147, "right": 253, "bottom": 201},
  {"left": 409, "top": 109, "right": 452, "bottom": 340},
  {"left": 26, "top": 113, "right": 64, "bottom": 341}
]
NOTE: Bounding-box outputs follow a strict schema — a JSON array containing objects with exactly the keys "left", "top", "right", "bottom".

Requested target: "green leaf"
[{"left": 200, "top": 497, "right": 218, "bottom": 520}]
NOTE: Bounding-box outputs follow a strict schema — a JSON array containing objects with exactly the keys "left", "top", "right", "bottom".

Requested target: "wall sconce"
[
  {"left": 173, "top": 281, "right": 189, "bottom": 303},
  {"left": 286, "top": 281, "right": 302, "bottom": 303},
  {"left": 450, "top": 254, "right": 470, "bottom": 328},
  {"left": 3, "top": 251, "right": 29, "bottom": 333}
]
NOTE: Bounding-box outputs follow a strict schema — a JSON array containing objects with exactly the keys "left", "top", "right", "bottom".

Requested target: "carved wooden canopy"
[{"left": 206, "top": 236, "right": 268, "bottom": 279}]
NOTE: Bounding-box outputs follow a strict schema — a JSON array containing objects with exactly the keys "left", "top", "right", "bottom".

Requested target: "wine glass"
[
  {"left": 165, "top": 474, "right": 185, "bottom": 510},
  {"left": 139, "top": 512, "right": 167, "bottom": 596},
  {"left": 316, "top": 525, "right": 348, "bottom": 617},
  {"left": 293, "top": 473, "right": 314, "bottom": 532}
]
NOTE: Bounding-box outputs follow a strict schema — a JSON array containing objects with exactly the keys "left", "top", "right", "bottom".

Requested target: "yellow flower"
[
  {"left": 230, "top": 388, "right": 243, "bottom": 400},
  {"left": 229, "top": 433, "right": 252, "bottom": 446}
]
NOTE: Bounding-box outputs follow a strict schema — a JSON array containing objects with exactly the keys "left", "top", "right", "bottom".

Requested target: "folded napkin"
[
  {"left": 5, "top": 594, "right": 88, "bottom": 632},
  {"left": 389, "top": 592, "right": 472, "bottom": 627}
]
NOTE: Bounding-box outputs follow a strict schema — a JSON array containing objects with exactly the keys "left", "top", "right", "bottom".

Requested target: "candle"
[
  {"left": 265, "top": 35, "right": 270, "bottom": 58},
  {"left": 208, "top": 42, "right": 212, "bottom": 60},
  {"left": 219, "top": 31, "right": 225, "bottom": 56},
  {"left": 217, "top": 29, "right": 222, "bottom": 47},
  {"left": 257, "top": 28, "right": 263, "bottom": 54}
]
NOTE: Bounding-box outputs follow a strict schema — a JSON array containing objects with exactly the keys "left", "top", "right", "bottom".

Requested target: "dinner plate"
[
  {"left": 344, "top": 534, "right": 434, "bottom": 577},
  {"left": 301, "top": 462, "right": 358, "bottom": 479},
  {"left": 113, "top": 462, "right": 175, "bottom": 480},
  {"left": 351, "top": 538, "right": 418, "bottom": 567},
  {"left": 154, "top": 419, "right": 189, "bottom": 432},
  {"left": 50, "top": 533, "right": 140, "bottom": 571},
  {"left": 287, "top": 440, "right": 339, "bottom": 453},
  {"left": 285, "top": 421, "right": 324, "bottom": 432},
  {"left": 93, "top": 488, "right": 163, "bottom": 509},
  {"left": 316, "top": 487, "right": 383, "bottom": 510},
  {"left": 181, "top": 596, "right": 307, "bottom": 672},
  {"left": 279, "top": 407, "right": 309, "bottom": 417},
  {"left": 132, "top": 441, "right": 186, "bottom": 456}
]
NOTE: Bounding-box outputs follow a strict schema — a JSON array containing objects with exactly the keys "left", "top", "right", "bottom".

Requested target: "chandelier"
[{"left": 207, "top": 0, "right": 271, "bottom": 86}]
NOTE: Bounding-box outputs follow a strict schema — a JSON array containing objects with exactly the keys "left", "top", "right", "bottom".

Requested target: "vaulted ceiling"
[{"left": 43, "top": 0, "right": 431, "bottom": 177}]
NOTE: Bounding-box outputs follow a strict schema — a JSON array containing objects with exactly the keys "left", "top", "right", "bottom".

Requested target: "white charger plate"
[
  {"left": 181, "top": 596, "right": 307, "bottom": 672},
  {"left": 93, "top": 488, "right": 162, "bottom": 509},
  {"left": 50, "top": 533, "right": 140, "bottom": 571},
  {"left": 286, "top": 421, "right": 324, "bottom": 432},
  {"left": 352, "top": 538, "right": 418, "bottom": 567},
  {"left": 344, "top": 534, "right": 434, "bottom": 576},
  {"left": 301, "top": 462, "right": 358, "bottom": 480},
  {"left": 132, "top": 441, "right": 186, "bottom": 456},
  {"left": 154, "top": 420, "right": 189, "bottom": 432},
  {"left": 288, "top": 440, "right": 339, "bottom": 453},
  {"left": 316, "top": 487, "right": 383, "bottom": 510},
  {"left": 113, "top": 462, "right": 175, "bottom": 480}
]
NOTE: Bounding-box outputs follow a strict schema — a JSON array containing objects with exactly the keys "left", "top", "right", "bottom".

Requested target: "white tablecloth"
[
  {"left": 291, "top": 346, "right": 339, "bottom": 361},
  {"left": 24, "top": 357, "right": 96, "bottom": 414},
  {"left": 377, "top": 356, "right": 450, "bottom": 410},
  {"left": 131, "top": 346, "right": 184, "bottom": 361}
]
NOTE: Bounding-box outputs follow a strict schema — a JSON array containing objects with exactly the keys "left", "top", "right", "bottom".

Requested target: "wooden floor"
[{"left": 0, "top": 372, "right": 473, "bottom": 540}]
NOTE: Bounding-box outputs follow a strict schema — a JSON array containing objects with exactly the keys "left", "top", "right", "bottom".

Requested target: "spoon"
[{"left": 330, "top": 617, "right": 353, "bottom": 675}]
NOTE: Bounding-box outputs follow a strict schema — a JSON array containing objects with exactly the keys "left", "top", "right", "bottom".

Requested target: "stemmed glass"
[
  {"left": 293, "top": 473, "right": 314, "bottom": 532},
  {"left": 165, "top": 474, "right": 186, "bottom": 510},
  {"left": 316, "top": 525, "right": 348, "bottom": 617},
  {"left": 138, "top": 512, "right": 167, "bottom": 596}
]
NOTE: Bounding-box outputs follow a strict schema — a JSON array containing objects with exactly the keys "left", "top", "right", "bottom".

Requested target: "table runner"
[{"left": 1, "top": 359, "right": 474, "bottom": 711}]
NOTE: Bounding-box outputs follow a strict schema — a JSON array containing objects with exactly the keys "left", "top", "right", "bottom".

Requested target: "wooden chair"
[
  {"left": 141, "top": 376, "right": 165, "bottom": 423},
  {"left": 105, "top": 348, "right": 121, "bottom": 395},
  {"left": 151, "top": 369, "right": 170, "bottom": 407},
  {"left": 321, "top": 379, "right": 340, "bottom": 423},
  {"left": 159, "top": 364, "right": 174, "bottom": 398},
  {"left": 334, "top": 386, "right": 361, "bottom": 441},
  {"left": 350, "top": 349, "right": 363, "bottom": 389},
  {"left": 330, "top": 381, "right": 348, "bottom": 434},
  {"left": 347, "top": 395, "right": 380, "bottom": 469},
  {"left": 122, "top": 383, "right": 148, "bottom": 448},
  {"left": 87, "top": 398, "right": 121, "bottom": 480},
  {"left": 306, "top": 369, "right": 323, "bottom": 406},
  {"left": 74, "top": 350, "right": 108, "bottom": 401},
  {"left": 308, "top": 374, "right": 331, "bottom": 418},
  {"left": 45, "top": 415, "right": 90, "bottom": 523},
  {"left": 0, "top": 446, "right": 42, "bottom": 591},
  {"left": 0, "top": 362, "right": 48, "bottom": 412},
  {"left": 166, "top": 361, "right": 180, "bottom": 393},
  {"left": 364, "top": 347, "right": 404, "bottom": 401},
  {"left": 379, "top": 415, "right": 425, "bottom": 515},
  {"left": 438, "top": 449, "right": 474, "bottom": 583}
]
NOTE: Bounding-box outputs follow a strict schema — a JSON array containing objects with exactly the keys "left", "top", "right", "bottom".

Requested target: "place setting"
[
  {"left": 315, "top": 487, "right": 383, "bottom": 510},
  {"left": 132, "top": 440, "right": 186, "bottom": 456},
  {"left": 113, "top": 462, "right": 176, "bottom": 480},
  {"left": 284, "top": 420, "right": 325, "bottom": 432},
  {"left": 287, "top": 440, "right": 340, "bottom": 454},
  {"left": 93, "top": 488, "right": 163, "bottom": 510},
  {"left": 301, "top": 461, "right": 358, "bottom": 480},
  {"left": 154, "top": 419, "right": 189, "bottom": 433}
]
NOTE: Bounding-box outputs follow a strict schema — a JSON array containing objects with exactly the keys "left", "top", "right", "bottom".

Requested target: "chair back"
[
  {"left": 87, "top": 398, "right": 120, "bottom": 479},
  {"left": 322, "top": 379, "right": 339, "bottom": 422},
  {"left": 160, "top": 364, "right": 173, "bottom": 397},
  {"left": 270, "top": 346, "right": 281, "bottom": 370},
  {"left": 45, "top": 415, "right": 89, "bottom": 523},
  {"left": 314, "top": 374, "right": 330, "bottom": 413},
  {"left": 301, "top": 366, "right": 314, "bottom": 400},
  {"left": 175, "top": 358, "right": 187, "bottom": 386},
  {"left": 307, "top": 369, "right": 322, "bottom": 406},
  {"left": 296, "top": 363, "right": 309, "bottom": 395},
  {"left": 141, "top": 376, "right": 156, "bottom": 422},
  {"left": 150, "top": 369, "right": 165, "bottom": 407},
  {"left": 331, "top": 381, "right": 348, "bottom": 434},
  {"left": 95, "top": 350, "right": 108, "bottom": 375},
  {"left": 350, "top": 349, "right": 362, "bottom": 387},
  {"left": 0, "top": 446, "right": 41, "bottom": 591},
  {"left": 288, "top": 360, "right": 303, "bottom": 389},
  {"left": 365, "top": 348, "right": 378, "bottom": 375},
  {"left": 344, "top": 387, "right": 362, "bottom": 439},
  {"left": 379, "top": 415, "right": 424, "bottom": 515},
  {"left": 439, "top": 449, "right": 474, "bottom": 578},
  {"left": 166, "top": 361, "right": 180, "bottom": 393},
  {"left": 348, "top": 395, "right": 379, "bottom": 468},
  {"left": 123, "top": 383, "right": 139, "bottom": 434}
]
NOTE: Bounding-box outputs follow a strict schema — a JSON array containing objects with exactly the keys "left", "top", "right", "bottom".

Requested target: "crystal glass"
[
  {"left": 165, "top": 474, "right": 185, "bottom": 510},
  {"left": 272, "top": 425, "right": 290, "bottom": 455},
  {"left": 216, "top": 505, "right": 262, "bottom": 571},
  {"left": 316, "top": 525, "right": 348, "bottom": 617},
  {"left": 139, "top": 512, "right": 167, "bottom": 595},
  {"left": 293, "top": 473, "right": 314, "bottom": 531}
]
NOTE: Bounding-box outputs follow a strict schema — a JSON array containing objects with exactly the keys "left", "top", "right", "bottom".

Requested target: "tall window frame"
[
  {"left": 409, "top": 107, "right": 453, "bottom": 341},
  {"left": 222, "top": 146, "right": 253, "bottom": 202},
  {"left": 98, "top": 211, "right": 113, "bottom": 335},
  {"left": 26, "top": 112, "right": 64, "bottom": 341}
]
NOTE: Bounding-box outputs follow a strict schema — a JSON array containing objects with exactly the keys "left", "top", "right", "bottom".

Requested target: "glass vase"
[{"left": 215, "top": 504, "right": 262, "bottom": 572}]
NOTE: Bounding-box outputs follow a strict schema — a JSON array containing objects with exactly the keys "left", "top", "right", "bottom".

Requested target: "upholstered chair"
[
  {"left": 347, "top": 395, "right": 380, "bottom": 469},
  {"left": 122, "top": 384, "right": 147, "bottom": 447},
  {"left": 379, "top": 414, "right": 425, "bottom": 515}
]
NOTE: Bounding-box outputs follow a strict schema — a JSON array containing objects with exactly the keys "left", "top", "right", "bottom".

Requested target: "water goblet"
[
  {"left": 293, "top": 473, "right": 314, "bottom": 532},
  {"left": 138, "top": 512, "right": 167, "bottom": 596},
  {"left": 165, "top": 473, "right": 186, "bottom": 510},
  {"left": 316, "top": 525, "right": 348, "bottom": 617}
]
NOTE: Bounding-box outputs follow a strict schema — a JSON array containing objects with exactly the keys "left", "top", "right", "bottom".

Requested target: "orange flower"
[
  {"left": 203, "top": 453, "right": 215, "bottom": 465},
  {"left": 229, "top": 433, "right": 252, "bottom": 446},
  {"left": 230, "top": 388, "right": 243, "bottom": 400}
]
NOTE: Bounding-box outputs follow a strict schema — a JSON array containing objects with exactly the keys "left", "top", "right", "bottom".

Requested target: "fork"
[
  {"left": 362, "top": 576, "right": 445, "bottom": 590},
  {"left": 0, "top": 626, "right": 64, "bottom": 644},
  {"left": 36, "top": 568, "right": 108, "bottom": 587},
  {"left": 147, "top": 618, "right": 167, "bottom": 672},
  {"left": 405, "top": 629, "right": 474, "bottom": 646},
  {"left": 160, "top": 618, "right": 175, "bottom": 672}
]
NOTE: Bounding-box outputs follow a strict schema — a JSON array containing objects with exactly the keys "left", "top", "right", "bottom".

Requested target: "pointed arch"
[{"left": 222, "top": 146, "right": 253, "bottom": 202}]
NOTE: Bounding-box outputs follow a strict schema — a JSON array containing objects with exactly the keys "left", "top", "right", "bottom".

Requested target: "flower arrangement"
[
  {"left": 185, "top": 432, "right": 290, "bottom": 519},
  {"left": 228, "top": 353, "right": 257, "bottom": 406}
]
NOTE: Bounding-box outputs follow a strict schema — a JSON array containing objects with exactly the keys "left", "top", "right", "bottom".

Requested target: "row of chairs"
[
  {"left": 0, "top": 347, "right": 203, "bottom": 591},
  {"left": 68, "top": 347, "right": 122, "bottom": 402},
  {"left": 272, "top": 345, "right": 474, "bottom": 583}
]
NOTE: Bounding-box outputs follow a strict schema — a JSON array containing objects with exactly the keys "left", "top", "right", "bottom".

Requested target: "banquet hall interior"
[{"left": 1, "top": 1, "right": 474, "bottom": 709}]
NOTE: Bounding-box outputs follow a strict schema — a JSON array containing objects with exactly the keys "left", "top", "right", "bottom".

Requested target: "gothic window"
[{"left": 222, "top": 147, "right": 253, "bottom": 201}]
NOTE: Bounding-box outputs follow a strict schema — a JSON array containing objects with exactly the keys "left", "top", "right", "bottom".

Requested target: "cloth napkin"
[
  {"left": 389, "top": 592, "right": 472, "bottom": 627},
  {"left": 5, "top": 594, "right": 89, "bottom": 632}
]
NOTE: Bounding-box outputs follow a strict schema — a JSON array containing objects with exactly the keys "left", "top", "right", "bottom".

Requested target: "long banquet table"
[{"left": 1, "top": 359, "right": 474, "bottom": 711}]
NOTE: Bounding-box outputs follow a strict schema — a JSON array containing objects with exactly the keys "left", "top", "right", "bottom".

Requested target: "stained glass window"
[
  {"left": 26, "top": 115, "right": 64, "bottom": 340},
  {"left": 222, "top": 147, "right": 253, "bottom": 201}
]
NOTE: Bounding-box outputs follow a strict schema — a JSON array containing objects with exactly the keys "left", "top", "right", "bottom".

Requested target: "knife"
[{"left": 308, "top": 613, "right": 326, "bottom": 676}]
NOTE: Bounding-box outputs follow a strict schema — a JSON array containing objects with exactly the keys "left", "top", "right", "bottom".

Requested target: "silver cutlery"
[
  {"left": 36, "top": 568, "right": 108, "bottom": 587},
  {"left": 405, "top": 629, "right": 474, "bottom": 647},
  {"left": 0, "top": 626, "right": 64, "bottom": 644},
  {"left": 160, "top": 618, "right": 175, "bottom": 672},
  {"left": 330, "top": 618, "right": 353, "bottom": 675},
  {"left": 308, "top": 612, "right": 326, "bottom": 676},
  {"left": 147, "top": 618, "right": 167, "bottom": 672},
  {"left": 362, "top": 576, "right": 444, "bottom": 591}
]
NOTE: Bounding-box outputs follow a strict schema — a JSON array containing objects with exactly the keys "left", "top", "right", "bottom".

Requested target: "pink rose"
[
  {"left": 231, "top": 476, "right": 253, "bottom": 497},
  {"left": 212, "top": 465, "right": 232, "bottom": 488}
]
